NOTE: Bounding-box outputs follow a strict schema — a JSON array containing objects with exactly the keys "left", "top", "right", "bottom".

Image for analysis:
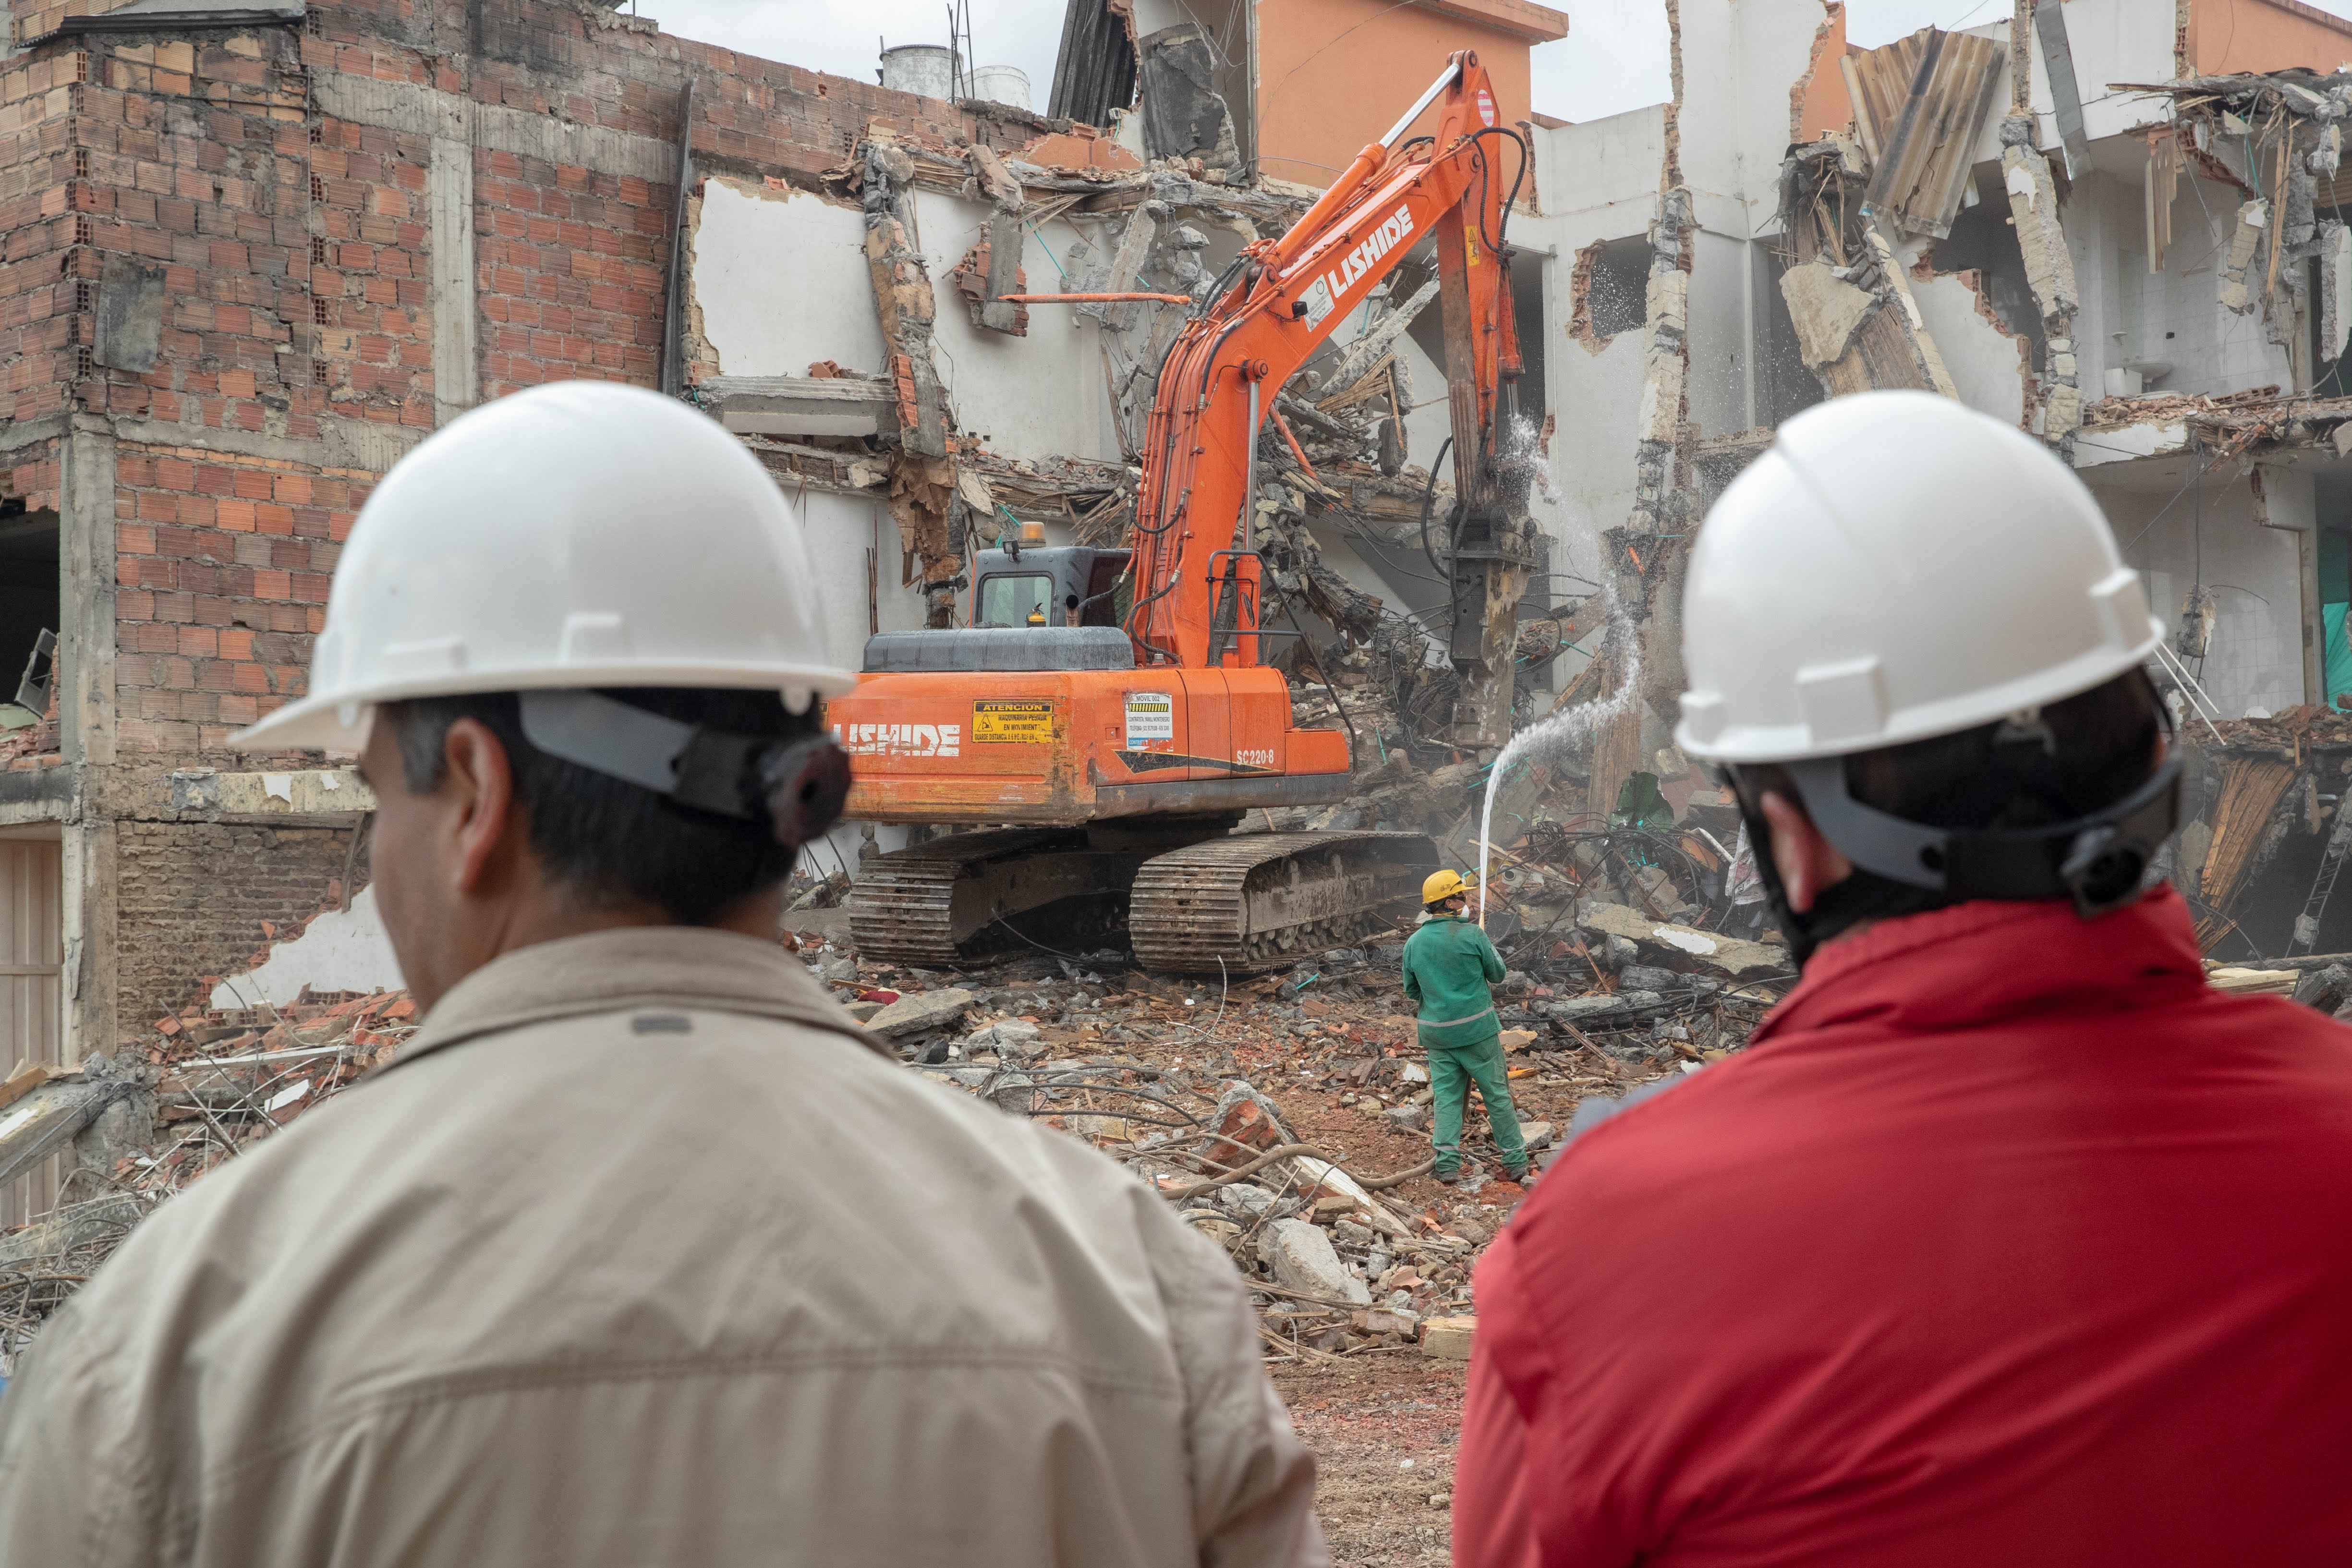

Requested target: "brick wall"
[
  {"left": 0, "top": 48, "right": 89, "bottom": 427},
  {"left": 115, "top": 819, "right": 357, "bottom": 1033},
  {"left": 308, "top": 89, "right": 432, "bottom": 421},
  {"left": 113, "top": 441, "right": 359, "bottom": 755},
  {"left": 76, "top": 29, "right": 316, "bottom": 430},
  {"left": 3, "top": 0, "right": 1056, "bottom": 1030},
  {"left": 13, "top": 0, "right": 142, "bottom": 49},
  {"left": 476, "top": 148, "right": 664, "bottom": 394}
]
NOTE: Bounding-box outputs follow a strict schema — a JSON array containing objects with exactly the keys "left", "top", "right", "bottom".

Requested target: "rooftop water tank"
[
  {"left": 880, "top": 44, "right": 955, "bottom": 101},
  {"left": 970, "top": 64, "right": 1031, "bottom": 111}
]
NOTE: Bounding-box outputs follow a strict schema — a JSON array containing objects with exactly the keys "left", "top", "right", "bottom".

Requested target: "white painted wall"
[
  {"left": 1955, "top": 0, "right": 2180, "bottom": 158},
  {"left": 1532, "top": 103, "right": 1667, "bottom": 219},
  {"left": 1685, "top": 228, "right": 1755, "bottom": 437},
  {"left": 1913, "top": 271, "right": 2030, "bottom": 426},
  {"left": 913, "top": 189, "right": 1118, "bottom": 465},
  {"left": 209, "top": 887, "right": 403, "bottom": 1010},
  {"left": 1526, "top": 102, "right": 1675, "bottom": 597},
  {"left": 2089, "top": 168, "right": 2297, "bottom": 401},
  {"left": 798, "top": 488, "right": 932, "bottom": 678},
  {"left": 695, "top": 179, "right": 886, "bottom": 377},
  {"left": 691, "top": 177, "right": 1118, "bottom": 468},
  {"left": 2107, "top": 474, "right": 2309, "bottom": 720},
  {"left": 1680, "top": 0, "right": 1832, "bottom": 233}
]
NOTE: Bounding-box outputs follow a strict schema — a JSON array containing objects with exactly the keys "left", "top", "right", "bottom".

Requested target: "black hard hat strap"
[
  {"left": 1727, "top": 783, "right": 1943, "bottom": 968},
  {"left": 515, "top": 688, "right": 849, "bottom": 847},
  {"left": 1779, "top": 754, "right": 2183, "bottom": 919}
]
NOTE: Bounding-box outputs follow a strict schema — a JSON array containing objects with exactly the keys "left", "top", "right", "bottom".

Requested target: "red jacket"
[{"left": 1456, "top": 886, "right": 2352, "bottom": 1567}]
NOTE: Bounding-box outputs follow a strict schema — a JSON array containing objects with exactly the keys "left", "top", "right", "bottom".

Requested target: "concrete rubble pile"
[
  {"left": 2122, "top": 70, "right": 2352, "bottom": 363},
  {"left": 15, "top": 887, "right": 2352, "bottom": 1373},
  {"left": 0, "top": 990, "right": 417, "bottom": 1370},
  {"left": 792, "top": 854, "right": 1799, "bottom": 1358}
]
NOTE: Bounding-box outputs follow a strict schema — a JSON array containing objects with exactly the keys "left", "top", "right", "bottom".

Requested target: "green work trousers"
[{"left": 1429, "top": 1032, "right": 1527, "bottom": 1177}]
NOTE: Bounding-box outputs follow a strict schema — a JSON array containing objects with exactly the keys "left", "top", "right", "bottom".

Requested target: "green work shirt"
[{"left": 1400, "top": 913, "right": 1507, "bottom": 1048}]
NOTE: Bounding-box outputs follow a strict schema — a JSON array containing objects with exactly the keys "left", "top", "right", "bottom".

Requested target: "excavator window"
[
  {"left": 1082, "top": 554, "right": 1130, "bottom": 628},
  {"left": 977, "top": 572, "right": 1053, "bottom": 629}
]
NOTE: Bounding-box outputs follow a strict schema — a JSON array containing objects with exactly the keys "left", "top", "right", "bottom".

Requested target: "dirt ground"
[{"left": 1277, "top": 1354, "right": 1471, "bottom": 1566}]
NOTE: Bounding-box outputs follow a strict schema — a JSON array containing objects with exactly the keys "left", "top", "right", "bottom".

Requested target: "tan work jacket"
[{"left": 0, "top": 928, "right": 1326, "bottom": 1567}]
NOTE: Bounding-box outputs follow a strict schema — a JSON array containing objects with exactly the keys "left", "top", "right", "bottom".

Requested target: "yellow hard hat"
[{"left": 1423, "top": 869, "right": 1471, "bottom": 906}]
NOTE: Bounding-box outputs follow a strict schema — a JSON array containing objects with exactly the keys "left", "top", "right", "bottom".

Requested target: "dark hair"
[
  {"left": 381, "top": 687, "right": 817, "bottom": 925},
  {"left": 1741, "top": 667, "right": 2164, "bottom": 831}
]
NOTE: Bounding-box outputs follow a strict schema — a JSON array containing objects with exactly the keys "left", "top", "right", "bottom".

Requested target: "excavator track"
[
  {"left": 1128, "top": 831, "right": 1437, "bottom": 976},
  {"left": 848, "top": 827, "right": 1151, "bottom": 970}
]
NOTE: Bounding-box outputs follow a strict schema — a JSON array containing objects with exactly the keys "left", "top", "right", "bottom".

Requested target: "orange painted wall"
[
  {"left": 1254, "top": 0, "right": 1564, "bottom": 187},
  {"left": 1792, "top": 3, "right": 1855, "bottom": 143},
  {"left": 2187, "top": 0, "right": 2352, "bottom": 74}
]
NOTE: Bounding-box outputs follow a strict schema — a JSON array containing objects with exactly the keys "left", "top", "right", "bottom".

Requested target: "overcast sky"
[{"left": 638, "top": 0, "right": 2352, "bottom": 125}]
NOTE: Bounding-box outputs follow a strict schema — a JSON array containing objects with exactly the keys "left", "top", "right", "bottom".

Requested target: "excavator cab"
[{"left": 971, "top": 546, "right": 1131, "bottom": 629}]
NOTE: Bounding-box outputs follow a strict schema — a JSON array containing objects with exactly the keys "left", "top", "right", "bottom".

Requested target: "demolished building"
[
  {"left": 14, "top": 0, "right": 2352, "bottom": 1234},
  {"left": 0, "top": 0, "right": 1575, "bottom": 1217},
  {"left": 1517, "top": 0, "right": 2352, "bottom": 953}
]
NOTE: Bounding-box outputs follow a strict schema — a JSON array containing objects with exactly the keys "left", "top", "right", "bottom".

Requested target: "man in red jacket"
[{"left": 1455, "top": 391, "right": 2352, "bottom": 1565}]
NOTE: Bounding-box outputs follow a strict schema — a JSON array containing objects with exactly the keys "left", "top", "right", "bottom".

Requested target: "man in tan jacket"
[{"left": 0, "top": 383, "right": 1326, "bottom": 1566}]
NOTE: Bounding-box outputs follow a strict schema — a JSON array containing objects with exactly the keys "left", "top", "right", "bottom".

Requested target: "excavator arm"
[{"left": 1127, "top": 52, "right": 1532, "bottom": 718}]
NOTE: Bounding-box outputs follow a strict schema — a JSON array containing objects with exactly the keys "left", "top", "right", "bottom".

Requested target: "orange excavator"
[{"left": 832, "top": 53, "right": 1536, "bottom": 973}]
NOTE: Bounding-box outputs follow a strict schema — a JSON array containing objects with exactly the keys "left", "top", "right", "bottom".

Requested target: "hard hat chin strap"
[
  {"left": 1728, "top": 751, "right": 2182, "bottom": 968},
  {"left": 516, "top": 689, "right": 850, "bottom": 849},
  {"left": 1777, "top": 754, "right": 2183, "bottom": 919}
]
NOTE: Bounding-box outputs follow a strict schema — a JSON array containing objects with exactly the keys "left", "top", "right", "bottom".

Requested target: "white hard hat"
[
  {"left": 1675, "top": 390, "right": 2162, "bottom": 764},
  {"left": 230, "top": 381, "right": 853, "bottom": 753}
]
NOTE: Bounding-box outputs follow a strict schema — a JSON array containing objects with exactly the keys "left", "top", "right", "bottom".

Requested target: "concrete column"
[
  {"left": 430, "top": 131, "right": 479, "bottom": 425},
  {"left": 59, "top": 820, "right": 115, "bottom": 1061},
  {"left": 56, "top": 421, "right": 117, "bottom": 1060},
  {"left": 58, "top": 421, "right": 115, "bottom": 772},
  {"left": 2304, "top": 523, "right": 2325, "bottom": 705}
]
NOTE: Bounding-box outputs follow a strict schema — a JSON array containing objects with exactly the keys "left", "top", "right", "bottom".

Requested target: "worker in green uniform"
[{"left": 1402, "top": 869, "right": 1530, "bottom": 1186}]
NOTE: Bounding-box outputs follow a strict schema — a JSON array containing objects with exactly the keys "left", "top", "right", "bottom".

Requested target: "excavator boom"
[{"left": 1129, "top": 52, "right": 1528, "bottom": 674}]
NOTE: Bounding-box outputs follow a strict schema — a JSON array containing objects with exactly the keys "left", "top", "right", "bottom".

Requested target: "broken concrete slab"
[
  {"left": 1579, "top": 903, "right": 1791, "bottom": 981},
  {"left": 1259, "top": 1217, "right": 1372, "bottom": 1306},
  {"left": 1136, "top": 23, "right": 1238, "bottom": 175},
  {"left": 1780, "top": 262, "right": 1877, "bottom": 372},
  {"left": 1219, "top": 1181, "right": 1278, "bottom": 1217},
  {"left": 1542, "top": 992, "right": 1663, "bottom": 1026},
  {"left": 1290, "top": 1154, "right": 1412, "bottom": 1239},
  {"left": 0, "top": 1192, "right": 142, "bottom": 1270},
  {"left": 1420, "top": 1313, "right": 1475, "bottom": 1360},
  {"left": 2221, "top": 200, "right": 2270, "bottom": 315},
  {"left": 700, "top": 375, "right": 896, "bottom": 438},
  {"left": 0, "top": 1061, "right": 66, "bottom": 1114},
  {"left": 963, "top": 1019, "right": 1041, "bottom": 1056},
  {"left": 0, "top": 1080, "right": 126, "bottom": 1190},
  {"left": 863, "top": 987, "right": 974, "bottom": 1038}
]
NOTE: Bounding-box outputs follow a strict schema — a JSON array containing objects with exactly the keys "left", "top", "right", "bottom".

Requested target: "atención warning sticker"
[
  {"left": 1123, "top": 691, "right": 1175, "bottom": 748},
  {"left": 971, "top": 698, "right": 1055, "bottom": 743}
]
